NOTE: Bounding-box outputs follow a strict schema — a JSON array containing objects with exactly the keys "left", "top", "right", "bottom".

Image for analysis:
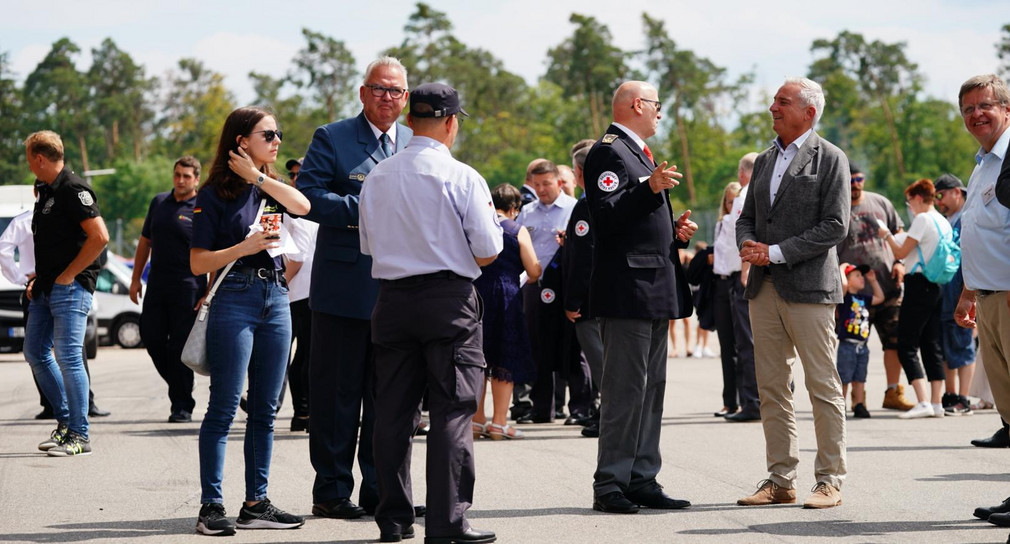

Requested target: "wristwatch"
[{"left": 256, "top": 175, "right": 265, "bottom": 186}]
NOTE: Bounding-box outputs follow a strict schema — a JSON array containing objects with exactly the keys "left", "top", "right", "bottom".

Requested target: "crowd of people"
[{"left": 6, "top": 56, "right": 1010, "bottom": 542}]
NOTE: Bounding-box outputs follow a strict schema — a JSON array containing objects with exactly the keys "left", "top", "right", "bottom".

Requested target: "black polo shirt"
[
  {"left": 32, "top": 168, "right": 102, "bottom": 295},
  {"left": 141, "top": 191, "right": 207, "bottom": 293}
]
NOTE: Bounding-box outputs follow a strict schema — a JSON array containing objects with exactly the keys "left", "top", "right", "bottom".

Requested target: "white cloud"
[{"left": 189, "top": 32, "right": 301, "bottom": 105}]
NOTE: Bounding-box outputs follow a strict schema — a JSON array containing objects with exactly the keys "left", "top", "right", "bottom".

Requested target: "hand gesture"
[
  {"left": 675, "top": 210, "right": 697, "bottom": 242},
  {"left": 648, "top": 161, "right": 682, "bottom": 194},
  {"left": 228, "top": 148, "right": 262, "bottom": 185},
  {"left": 740, "top": 240, "right": 770, "bottom": 266}
]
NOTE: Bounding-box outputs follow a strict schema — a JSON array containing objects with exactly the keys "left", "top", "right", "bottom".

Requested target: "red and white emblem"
[
  {"left": 597, "top": 171, "right": 619, "bottom": 192},
  {"left": 540, "top": 288, "right": 556, "bottom": 304},
  {"left": 575, "top": 220, "right": 589, "bottom": 237}
]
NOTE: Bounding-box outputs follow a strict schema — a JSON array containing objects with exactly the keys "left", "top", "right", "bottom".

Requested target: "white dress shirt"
[
  {"left": 0, "top": 210, "right": 35, "bottom": 285},
  {"left": 359, "top": 136, "right": 503, "bottom": 280},
  {"left": 768, "top": 130, "right": 813, "bottom": 264},
  {"left": 284, "top": 215, "right": 318, "bottom": 303},
  {"left": 713, "top": 183, "right": 748, "bottom": 275}
]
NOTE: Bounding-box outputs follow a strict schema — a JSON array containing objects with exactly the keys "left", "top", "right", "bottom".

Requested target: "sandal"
[
  {"left": 472, "top": 421, "right": 488, "bottom": 440},
  {"left": 487, "top": 422, "right": 524, "bottom": 441},
  {"left": 971, "top": 400, "right": 995, "bottom": 411}
]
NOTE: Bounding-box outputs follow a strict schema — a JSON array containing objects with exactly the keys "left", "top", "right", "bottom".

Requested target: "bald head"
[{"left": 612, "top": 81, "right": 662, "bottom": 140}]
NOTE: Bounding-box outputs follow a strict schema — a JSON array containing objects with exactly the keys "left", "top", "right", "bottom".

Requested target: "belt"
[
  {"left": 978, "top": 289, "right": 998, "bottom": 297},
  {"left": 232, "top": 266, "right": 283, "bottom": 282},
  {"left": 716, "top": 271, "right": 741, "bottom": 280},
  {"left": 381, "top": 270, "right": 468, "bottom": 286}
]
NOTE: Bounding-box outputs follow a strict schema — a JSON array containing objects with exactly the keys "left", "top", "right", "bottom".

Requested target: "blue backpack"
[{"left": 913, "top": 214, "right": 960, "bottom": 285}]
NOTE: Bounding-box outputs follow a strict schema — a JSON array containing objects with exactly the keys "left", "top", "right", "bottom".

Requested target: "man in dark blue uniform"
[
  {"left": 131, "top": 156, "right": 207, "bottom": 423},
  {"left": 296, "top": 57, "right": 412, "bottom": 519},
  {"left": 584, "top": 81, "right": 697, "bottom": 513}
]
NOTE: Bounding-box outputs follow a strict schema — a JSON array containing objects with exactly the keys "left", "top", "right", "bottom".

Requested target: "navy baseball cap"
[
  {"left": 933, "top": 173, "right": 966, "bottom": 194},
  {"left": 409, "top": 83, "right": 469, "bottom": 119}
]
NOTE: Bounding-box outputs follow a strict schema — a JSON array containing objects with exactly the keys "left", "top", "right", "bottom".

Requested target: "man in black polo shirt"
[
  {"left": 24, "top": 130, "right": 109, "bottom": 457},
  {"left": 130, "top": 156, "right": 208, "bottom": 423}
]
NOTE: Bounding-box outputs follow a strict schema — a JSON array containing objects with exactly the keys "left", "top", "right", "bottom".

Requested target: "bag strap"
[{"left": 204, "top": 198, "right": 268, "bottom": 306}]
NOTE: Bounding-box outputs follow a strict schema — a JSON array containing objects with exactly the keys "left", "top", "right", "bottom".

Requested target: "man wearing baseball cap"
[{"left": 360, "top": 82, "right": 500, "bottom": 544}]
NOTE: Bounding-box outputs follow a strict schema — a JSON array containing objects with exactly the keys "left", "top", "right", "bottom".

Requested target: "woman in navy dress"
[{"left": 473, "top": 184, "right": 541, "bottom": 440}]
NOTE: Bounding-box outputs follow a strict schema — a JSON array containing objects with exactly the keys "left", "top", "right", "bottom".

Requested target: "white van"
[{"left": 94, "top": 253, "right": 144, "bottom": 349}]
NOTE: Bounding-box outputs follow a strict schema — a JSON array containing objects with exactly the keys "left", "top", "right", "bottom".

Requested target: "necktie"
[
  {"left": 643, "top": 144, "right": 654, "bottom": 165},
  {"left": 380, "top": 133, "right": 393, "bottom": 158}
]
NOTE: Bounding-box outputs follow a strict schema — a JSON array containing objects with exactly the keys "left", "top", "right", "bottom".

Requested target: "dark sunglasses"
[
  {"left": 251, "top": 130, "right": 283, "bottom": 143},
  {"left": 850, "top": 175, "right": 865, "bottom": 183}
]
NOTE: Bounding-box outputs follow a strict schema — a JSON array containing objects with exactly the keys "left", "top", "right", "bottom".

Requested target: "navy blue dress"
[{"left": 473, "top": 218, "right": 535, "bottom": 384}]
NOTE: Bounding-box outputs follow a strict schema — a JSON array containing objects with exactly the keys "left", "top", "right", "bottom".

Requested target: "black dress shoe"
[
  {"left": 627, "top": 485, "right": 691, "bottom": 510},
  {"left": 989, "top": 511, "right": 1010, "bottom": 527},
  {"left": 88, "top": 404, "right": 111, "bottom": 417},
  {"left": 424, "top": 527, "right": 496, "bottom": 543},
  {"left": 564, "top": 413, "right": 592, "bottom": 426},
  {"left": 415, "top": 420, "right": 431, "bottom": 436},
  {"left": 168, "top": 409, "right": 192, "bottom": 423},
  {"left": 725, "top": 410, "right": 761, "bottom": 422},
  {"left": 581, "top": 422, "right": 600, "bottom": 438},
  {"left": 592, "top": 491, "right": 639, "bottom": 514},
  {"left": 976, "top": 497, "right": 1010, "bottom": 520},
  {"left": 516, "top": 414, "right": 551, "bottom": 424},
  {"left": 381, "top": 525, "right": 415, "bottom": 542},
  {"left": 414, "top": 505, "right": 426, "bottom": 517},
  {"left": 312, "top": 498, "right": 365, "bottom": 519},
  {"left": 972, "top": 427, "right": 1010, "bottom": 448},
  {"left": 714, "top": 407, "right": 737, "bottom": 417},
  {"left": 554, "top": 409, "right": 566, "bottom": 420},
  {"left": 290, "top": 416, "right": 309, "bottom": 432},
  {"left": 35, "top": 408, "right": 56, "bottom": 420}
]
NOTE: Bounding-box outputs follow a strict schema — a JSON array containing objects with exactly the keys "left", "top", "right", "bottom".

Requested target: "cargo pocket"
[{"left": 452, "top": 342, "right": 486, "bottom": 406}]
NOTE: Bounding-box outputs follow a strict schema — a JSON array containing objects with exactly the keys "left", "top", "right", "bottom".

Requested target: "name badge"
[
  {"left": 638, "top": 176, "right": 650, "bottom": 184},
  {"left": 983, "top": 183, "right": 996, "bottom": 206}
]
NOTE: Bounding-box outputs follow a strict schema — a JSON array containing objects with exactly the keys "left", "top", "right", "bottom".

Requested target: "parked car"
[{"left": 95, "top": 253, "right": 144, "bottom": 349}]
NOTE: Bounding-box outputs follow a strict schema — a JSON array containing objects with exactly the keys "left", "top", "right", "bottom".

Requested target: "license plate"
[{"left": 8, "top": 327, "right": 24, "bottom": 338}]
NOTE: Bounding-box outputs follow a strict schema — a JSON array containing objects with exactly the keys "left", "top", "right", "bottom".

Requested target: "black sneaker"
[
  {"left": 853, "top": 403, "right": 871, "bottom": 419},
  {"left": 946, "top": 395, "right": 974, "bottom": 416},
  {"left": 38, "top": 423, "right": 68, "bottom": 451},
  {"left": 46, "top": 431, "right": 91, "bottom": 457},
  {"left": 941, "top": 392, "right": 958, "bottom": 409},
  {"left": 197, "top": 503, "right": 236, "bottom": 536},
  {"left": 236, "top": 498, "right": 304, "bottom": 529}
]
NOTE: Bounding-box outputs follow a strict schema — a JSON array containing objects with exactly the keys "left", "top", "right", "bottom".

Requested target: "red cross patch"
[
  {"left": 540, "top": 288, "right": 556, "bottom": 304},
  {"left": 597, "top": 171, "right": 619, "bottom": 192},
  {"left": 575, "top": 220, "right": 589, "bottom": 237}
]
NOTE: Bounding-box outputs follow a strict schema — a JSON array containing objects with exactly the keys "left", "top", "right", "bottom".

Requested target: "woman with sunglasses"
[
  {"left": 190, "top": 106, "right": 310, "bottom": 536},
  {"left": 876, "top": 178, "right": 953, "bottom": 420}
]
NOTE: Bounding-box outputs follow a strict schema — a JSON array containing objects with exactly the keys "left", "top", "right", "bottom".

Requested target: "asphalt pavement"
[{"left": 1, "top": 333, "right": 1008, "bottom": 544}]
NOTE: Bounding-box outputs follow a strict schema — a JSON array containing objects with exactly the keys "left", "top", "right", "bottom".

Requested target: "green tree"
[
  {"left": 92, "top": 155, "right": 175, "bottom": 254},
  {"left": 248, "top": 71, "right": 320, "bottom": 171},
  {"left": 23, "top": 37, "right": 94, "bottom": 172},
  {"left": 0, "top": 51, "right": 27, "bottom": 184},
  {"left": 289, "top": 28, "right": 357, "bottom": 121},
  {"left": 88, "top": 38, "right": 156, "bottom": 162},
  {"left": 156, "top": 58, "right": 235, "bottom": 161},
  {"left": 545, "top": 13, "right": 631, "bottom": 138},
  {"left": 997, "top": 23, "right": 1010, "bottom": 79},
  {"left": 810, "top": 31, "right": 922, "bottom": 180}
]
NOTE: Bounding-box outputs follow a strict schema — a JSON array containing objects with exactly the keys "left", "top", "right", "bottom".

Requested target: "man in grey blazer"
[{"left": 735, "top": 77, "right": 850, "bottom": 509}]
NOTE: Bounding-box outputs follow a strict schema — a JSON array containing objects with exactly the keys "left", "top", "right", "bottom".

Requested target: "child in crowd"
[{"left": 837, "top": 263, "right": 884, "bottom": 418}]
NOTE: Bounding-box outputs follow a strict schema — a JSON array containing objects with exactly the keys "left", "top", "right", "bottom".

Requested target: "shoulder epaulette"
[{"left": 602, "top": 134, "right": 618, "bottom": 144}]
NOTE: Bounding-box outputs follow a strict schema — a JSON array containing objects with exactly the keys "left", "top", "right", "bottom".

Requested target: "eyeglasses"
[
  {"left": 850, "top": 175, "right": 865, "bottom": 183},
  {"left": 288, "top": 171, "right": 298, "bottom": 180},
  {"left": 934, "top": 190, "right": 949, "bottom": 201},
  {"left": 251, "top": 130, "right": 283, "bottom": 143},
  {"left": 961, "top": 101, "right": 1000, "bottom": 117},
  {"left": 638, "top": 98, "right": 662, "bottom": 112},
  {"left": 365, "top": 84, "right": 407, "bottom": 99}
]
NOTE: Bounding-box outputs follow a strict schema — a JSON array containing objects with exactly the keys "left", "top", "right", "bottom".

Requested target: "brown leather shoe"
[
  {"left": 802, "top": 482, "right": 842, "bottom": 509},
  {"left": 882, "top": 384, "right": 915, "bottom": 411},
  {"left": 737, "top": 479, "right": 796, "bottom": 506}
]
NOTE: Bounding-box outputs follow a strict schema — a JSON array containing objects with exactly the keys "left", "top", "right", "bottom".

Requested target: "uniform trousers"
[
  {"left": 730, "top": 276, "right": 759, "bottom": 412},
  {"left": 713, "top": 276, "right": 739, "bottom": 410},
  {"left": 593, "top": 318, "right": 668, "bottom": 497},
  {"left": 285, "top": 298, "right": 311, "bottom": 417},
  {"left": 749, "top": 277, "right": 846, "bottom": 490},
  {"left": 141, "top": 286, "right": 198, "bottom": 414},
  {"left": 523, "top": 284, "right": 592, "bottom": 419},
  {"left": 978, "top": 291, "right": 1010, "bottom": 426},
  {"left": 372, "top": 275, "right": 484, "bottom": 538},
  {"left": 308, "top": 311, "right": 377, "bottom": 507}
]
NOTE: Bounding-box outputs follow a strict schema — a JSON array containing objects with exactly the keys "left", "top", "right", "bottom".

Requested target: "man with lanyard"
[{"left": 23, "top": 130, "right": 109, "bottom": 457}]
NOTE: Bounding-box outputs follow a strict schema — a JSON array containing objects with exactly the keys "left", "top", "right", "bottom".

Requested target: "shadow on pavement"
[{"left": 679, "top": 518, "right": 985, "bottom": 538}]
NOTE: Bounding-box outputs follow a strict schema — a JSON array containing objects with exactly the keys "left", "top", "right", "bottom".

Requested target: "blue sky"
[{"left": 1, "top": 0, "right": 1005, "bottom": 109}]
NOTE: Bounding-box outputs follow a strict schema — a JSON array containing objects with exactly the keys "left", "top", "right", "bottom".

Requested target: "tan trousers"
[
  {"left": 978, "top": 292, "right": 1010, "bottom": 424},
  {"left": 749, "top": 277, "right": 847, "bottom": 490}
]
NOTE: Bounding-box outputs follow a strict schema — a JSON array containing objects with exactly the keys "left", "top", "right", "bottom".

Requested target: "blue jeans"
[
  {"left": 24, "top": 281, "right": 93, "bottom": 438},
  {"left": 199, "top": 273, "right": 290, "bottom": 504}
]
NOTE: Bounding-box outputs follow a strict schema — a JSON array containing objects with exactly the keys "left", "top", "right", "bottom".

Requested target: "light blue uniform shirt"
[
  {"left": 961, "top": 127, "right": 1010, "bottom": 291},
  {"left": 359, "top": 136, "right": 503, "bottom": 280},
  {"left": 517, "top": 192, "right": 576, "bottom": 265}
]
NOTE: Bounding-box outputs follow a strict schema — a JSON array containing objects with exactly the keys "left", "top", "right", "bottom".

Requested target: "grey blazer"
[{"left": 736, "top": 131, "right": 851, "bottom": 304}]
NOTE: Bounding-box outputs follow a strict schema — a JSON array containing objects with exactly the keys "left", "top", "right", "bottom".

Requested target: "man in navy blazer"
[
  {"left": 583, "top": 81, "right": 697, "bottom": 514},
  {"left": 297, "top": 57, "right": 412, "bottom": 519}
]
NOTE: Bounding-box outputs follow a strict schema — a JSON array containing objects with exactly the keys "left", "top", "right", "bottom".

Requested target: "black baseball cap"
[
  {"left": 409, "top": 83, "right": 469, "bottom": 119},
  {"left": 285, "top": 157, "right": 303, "bottom": 171},
  {"left": 933, "top": 173, "right": 966, "bottom": 194}
]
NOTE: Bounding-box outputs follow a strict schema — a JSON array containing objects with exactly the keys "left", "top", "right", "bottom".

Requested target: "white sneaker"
[
  {"left": 703, "top": 347, "right": 718, "bottom": 358},
  {"left": 899, "top": 402, "right": 934, "bottom": 419},
  {"left": 932, "top": 404, "right": 945, "bottom": 418}
]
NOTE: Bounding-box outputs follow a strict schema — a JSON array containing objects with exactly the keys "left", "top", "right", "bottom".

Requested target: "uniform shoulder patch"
[
  {"left": 597, "top": 171, "right": 620, "bottom": 192},
  {"left": 575, "top": 220, "right": 590, "bottom": 237},
  {"left": 602, "top": 134, "right": 618, "bottom": 144},
  {"left": 77, "top": 190, "right": 94, "bottom": 206}
]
